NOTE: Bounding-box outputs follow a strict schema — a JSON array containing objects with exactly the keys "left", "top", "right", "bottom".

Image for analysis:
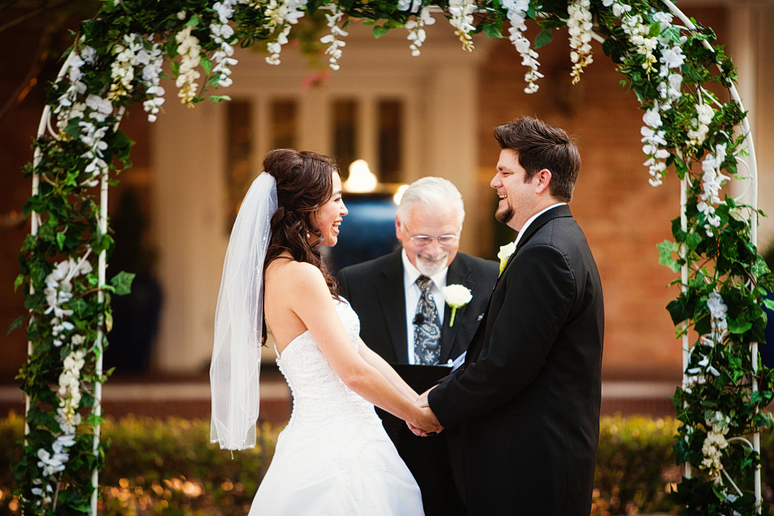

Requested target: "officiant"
[{"left": 338, "top": 177, "right": 498, "bottom": 516}]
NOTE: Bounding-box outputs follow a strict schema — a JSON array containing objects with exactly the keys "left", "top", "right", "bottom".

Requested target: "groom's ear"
[
  {"left": 395, "top": 216, "right": 403, "bottom": 241},
  {"left": 534, "top": 169, "right": 552, "bottom": 194}
]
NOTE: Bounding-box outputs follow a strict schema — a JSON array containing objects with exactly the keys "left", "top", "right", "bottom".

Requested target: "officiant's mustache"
[{"left": 415, "top": 251, "right": 449, "bottom": 276}]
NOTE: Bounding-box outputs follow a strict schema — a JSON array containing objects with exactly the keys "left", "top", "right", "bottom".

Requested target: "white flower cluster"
[
  {"left": 612, "top": 9, "right": 686, "bottom": 187},
  {"left": 687, "top": 102, "right": 714, "bottom": 148},
  {"left": 448, "top": 0, "right": 476, "bottom": 51},
  {"left": 260, "top": 0, "right": 307, "bottom": 65},
  {"left": 641, "top": 105, "right": 668, "bottom": 186},
  {"left": 683, "top": 291, "right": 726, "bottom": 394},
  {"left": 604, "top": 0, "right": 657, "bottom": 73},
  {"left": 697, "top": 143, "right": 729, "bottom": 235},
  {"left": 139, "top": 39, "right": 166, "bottom": 122},
  {"left": 32, "top": 432, "right": 76, "bottom": 507},
  {"left": 176, "top": 26, "right": 203, "bottom": 104},
  {"left": 37, "top": 341, "right": 89, "bottom": 507},
  {"left": 567, "top": 0, "right": 593, "bottom": 84},
  {"left": 210, "top": 2, "right": 240, "bottom": 89},
  {"left": 109, "top": 34, "right": 145, "bottom": 100},
  {"left": 53, "top": 43, "right": 97, "bottom": 134},
  {"left": 58, "top": 348, "right": 87, "bottom": 427},
  {"left": 502, "top": 0, "right": 542, "bottom": 93},
  {"left": 700, "top": 411, "right": 730, "bottom": 481},
  {"left": 321, "top": 9, "right": 348, "bottom": 71},
  {"left": 404, "top": 7, "right": 436, "bottom": 57},
  {"left": 44, "top": 258, "right": 92, "bottom": 323}
]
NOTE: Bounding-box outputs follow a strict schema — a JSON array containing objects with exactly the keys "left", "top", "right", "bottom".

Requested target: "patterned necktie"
[{"left": 413, "top": 275, "right": 441, "bottom": 365}]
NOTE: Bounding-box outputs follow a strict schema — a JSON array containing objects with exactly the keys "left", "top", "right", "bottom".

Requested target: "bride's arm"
[
  {"left": 282, "top": 262, "right": 440, "bottom": 433},
  {"left": 357, "top": 340, "right": 418, "bottom": 402}
]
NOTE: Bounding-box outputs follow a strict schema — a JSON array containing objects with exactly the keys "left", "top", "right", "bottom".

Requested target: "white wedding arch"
[{"left": 12, "top": 0, "right": 774, "bottom": 514}]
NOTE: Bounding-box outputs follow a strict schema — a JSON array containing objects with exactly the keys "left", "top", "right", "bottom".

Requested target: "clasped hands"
[{"left": 408, "top": 388, "right": 442, "bottom": 437}]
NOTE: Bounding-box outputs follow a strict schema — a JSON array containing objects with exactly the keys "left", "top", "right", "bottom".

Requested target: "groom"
[{"left": 420, "top": 117, "right": 605, "bottom": 515}]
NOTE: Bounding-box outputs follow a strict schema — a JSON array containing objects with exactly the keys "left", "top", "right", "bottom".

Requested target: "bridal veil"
[{"left": 210, "top": 172, "right": 277, "bottom": 450}]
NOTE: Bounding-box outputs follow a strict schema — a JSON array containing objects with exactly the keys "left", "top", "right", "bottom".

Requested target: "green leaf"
[
  {"left": 56, "top": 231, "right": 66, "bottom": 251},
  {"left": 201, "top": 56, "right": 212, "bottom": 76},
  {"left": 657, "top": 240, "right": 680, "bottom": 272},
  {"left": 7, "top": 315, "right": 23, "bottom": 335},
  {"left": 14, "top": 274, "right": 23, "bottom": 292},
  {"left": 171, "top": 60, "right": 180, "bottom": 78},
  {"left": 111, "top": 130, "right": 135, "bottom": 162},
  {"left": 667, "top": 299, "right": 690, "bottom": 325},
  {"left": 686, "top": 231, "right": 702, "bottom": 250},
  {"left": 481, "top": 19, "right": 504, "bottom": 39},
  {"left": 186, "top": 15, "right": 199, "bottom": 27},
  {"left": 372, "top": 25, "right": 390, "bottom": 39},
  {"left": 64, "top": 118, "right": 82, "bottom": 139},
  {"left": 209, "top": 95, "right": 232, "bottom": 103},
  {"left": 110, "top": 271, "right": 135, "bottom": 296},
  {"left": 728, "top": 314, "right": 753, "bottom": 334},
  {"left": 535, "top": 28, "right": 553, "bottom": 49}
]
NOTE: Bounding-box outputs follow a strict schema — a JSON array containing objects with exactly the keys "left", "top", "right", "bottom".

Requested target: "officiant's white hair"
[{"left": 396, "top": 177, "right": 465, "bottom": 228}]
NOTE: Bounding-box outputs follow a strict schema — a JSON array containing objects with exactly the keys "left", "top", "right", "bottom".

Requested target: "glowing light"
[
  {"left": 344, "top": 159, "right": 378, "bottom": 193},
  {"left": 393, "top": 184, "right": 409, "bottom": 205}
]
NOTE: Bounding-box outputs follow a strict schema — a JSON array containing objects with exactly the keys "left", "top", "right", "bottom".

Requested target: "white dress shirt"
[{"left": 401, "top": 250, "right": 447, "bottom": 365}]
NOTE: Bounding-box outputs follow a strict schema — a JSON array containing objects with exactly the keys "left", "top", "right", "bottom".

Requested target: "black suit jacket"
[
  {"left": 338, "top": 249, "right": 498, "bottom": 516},
  {"left": 428, "top": 205, "right": 605, "bottom": 516}
]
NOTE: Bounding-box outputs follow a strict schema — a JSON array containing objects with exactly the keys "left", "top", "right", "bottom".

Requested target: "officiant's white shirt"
[{"left": 402, "top": 250, "right": 447, "bottom": 365}]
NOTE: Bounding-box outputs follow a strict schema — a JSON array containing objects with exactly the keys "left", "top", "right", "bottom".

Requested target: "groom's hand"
[{"left": 408, "top": 389, "right": 442, "bottom": 436}]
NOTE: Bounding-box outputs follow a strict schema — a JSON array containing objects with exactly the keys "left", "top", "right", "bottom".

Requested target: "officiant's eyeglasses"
[{"left": 405, "top": 227, "right": 458, "bottom": 247}]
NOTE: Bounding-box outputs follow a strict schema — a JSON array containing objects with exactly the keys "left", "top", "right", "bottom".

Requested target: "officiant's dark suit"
[
  {"left": 338, "top": 177, "right": 498, "bottom": 516},
  {"left": 427, "top": 118, "right": 605, "bottom": 516}
]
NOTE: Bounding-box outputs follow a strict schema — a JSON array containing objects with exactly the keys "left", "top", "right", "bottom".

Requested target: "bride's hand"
[{"left": 409, "top": 400, "right": 443, "bottom": 436}]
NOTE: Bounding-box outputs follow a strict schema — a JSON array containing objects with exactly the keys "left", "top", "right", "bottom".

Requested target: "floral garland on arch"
[{"left": 11, "top": 0, "right": 774, "bottom": 514}]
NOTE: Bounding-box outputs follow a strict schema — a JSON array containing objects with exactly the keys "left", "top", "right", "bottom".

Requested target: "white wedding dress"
[{"left": 248, "top": 300, "right": 425, "bottom": 516}]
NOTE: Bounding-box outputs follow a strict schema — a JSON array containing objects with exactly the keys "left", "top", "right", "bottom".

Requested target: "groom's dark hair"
[{"left": 494, "top": 117, "right": 580, "bottom": 202}]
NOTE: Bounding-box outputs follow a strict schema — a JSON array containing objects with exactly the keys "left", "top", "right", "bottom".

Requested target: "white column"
[
  {"left": 726, "top": 5, "right": 757, "bottom": 203},
  {"left": 424, "top": 64, "right": 479, "bottom": 255},
  {"left": 753, "top": 4, "right": 774, "bottom": 247},
  {"left": 152, "top": 100, "right": 229, "bottom": 373}
]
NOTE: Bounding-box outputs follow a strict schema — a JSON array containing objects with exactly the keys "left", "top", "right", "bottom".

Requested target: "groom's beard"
[
  {"left": 416, "top": 252, "right": 449, "bottom": 277},
  {"left": 496, "top": 203, "right": 514, "bottom": 226}
]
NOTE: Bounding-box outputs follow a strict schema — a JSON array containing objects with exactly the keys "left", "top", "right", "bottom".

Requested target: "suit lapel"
[
  {"left": 377, "top": 250, "right": 409, "bottom": 363},
  {"left": 440, "top": 257, "right": 474, "bottom": 364}
]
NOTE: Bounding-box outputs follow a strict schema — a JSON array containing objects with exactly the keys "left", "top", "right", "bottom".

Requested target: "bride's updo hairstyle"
[{"left": 263, "top": 148, "right": 341, "bottom": 299}]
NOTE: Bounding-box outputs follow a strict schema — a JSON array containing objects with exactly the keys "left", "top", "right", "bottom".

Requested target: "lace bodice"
[{"left": 275, "top": 300, "right": 381, "bottom": 429}]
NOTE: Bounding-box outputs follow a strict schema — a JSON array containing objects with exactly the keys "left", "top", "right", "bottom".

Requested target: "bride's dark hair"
[{"left": 263, "top": 148, "right": 341, "bottom": 309}]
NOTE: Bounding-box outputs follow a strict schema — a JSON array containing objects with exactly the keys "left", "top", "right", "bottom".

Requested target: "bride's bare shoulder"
[{"left": 266, "top": 256, "right": 324, "bottom": 287}]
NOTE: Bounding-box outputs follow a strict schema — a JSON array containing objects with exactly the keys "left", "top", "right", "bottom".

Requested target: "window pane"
[
  {"left": 332, "top": 99, "right": 358, "bottom": 177},
  {"left": 225, "top": 100, "right": 253, "bottom": 233},
  {"left": 378, "top": 100, "right": 403, "bottom": 183},
  {"left": 271, "top": 99, "right": 298, "bottom": 150}
]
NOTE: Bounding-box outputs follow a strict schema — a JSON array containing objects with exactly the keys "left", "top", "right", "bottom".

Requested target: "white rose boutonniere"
[
  {"left": 443, "top": 284, "right": 473, "bottom": 327},
  {"left": 497, "top": 241, "right": 516, "bottom": 275}
]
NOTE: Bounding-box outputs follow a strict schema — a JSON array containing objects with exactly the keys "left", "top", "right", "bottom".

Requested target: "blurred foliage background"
[{"left": 3, "top": 413, "right": 772, "bottom": 515}]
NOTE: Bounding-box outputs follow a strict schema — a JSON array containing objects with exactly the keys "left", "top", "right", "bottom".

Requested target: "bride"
[{"left": 210, "top": 149, "right": 440, "bottom": 515}]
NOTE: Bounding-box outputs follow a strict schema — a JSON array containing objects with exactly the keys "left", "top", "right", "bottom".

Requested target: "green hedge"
[{"left": 0, "top": 412, "right": 770, "bottom": 515}]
